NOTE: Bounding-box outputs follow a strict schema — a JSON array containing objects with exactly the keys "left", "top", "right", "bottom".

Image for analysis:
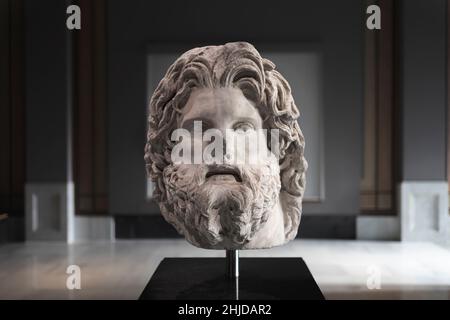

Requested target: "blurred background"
[{"left": 0, "top": 0, "right": 449, "bottom": 299}]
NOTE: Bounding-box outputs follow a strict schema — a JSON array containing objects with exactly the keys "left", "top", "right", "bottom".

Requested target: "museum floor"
[{"left": 0, "top": 239, "right": 449, "bottom": 300}]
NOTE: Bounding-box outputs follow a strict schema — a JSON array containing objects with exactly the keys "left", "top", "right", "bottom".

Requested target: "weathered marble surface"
[{"left": 145, "top": 42, "right": 307, "bottom": 249}]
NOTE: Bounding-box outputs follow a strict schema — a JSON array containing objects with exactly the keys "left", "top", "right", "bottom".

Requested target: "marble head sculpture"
[{"left": 145, "top": 42, "right": 307, "bottom": 249}]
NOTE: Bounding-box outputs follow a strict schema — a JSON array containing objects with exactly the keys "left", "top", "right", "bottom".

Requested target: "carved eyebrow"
[
  {"left": 233, "top": 117, "right": 261, "bottom": 128},
  {"left": 180, "top": 118, "right": 214, "bottom": 130}
]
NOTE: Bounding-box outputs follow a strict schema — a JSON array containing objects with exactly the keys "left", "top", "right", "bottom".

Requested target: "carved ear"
[{"left": 278, "top": 127, "right": 307, "bottom": 199}]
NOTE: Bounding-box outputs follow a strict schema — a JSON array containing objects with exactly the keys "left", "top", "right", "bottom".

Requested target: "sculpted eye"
[{"left": 233, "top": 122, "right": 255, "bottom": 133}]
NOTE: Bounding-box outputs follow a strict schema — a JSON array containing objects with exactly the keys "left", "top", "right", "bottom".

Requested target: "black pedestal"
[{"left": 139, "top": 258, "right": 324, "bottom": 300}]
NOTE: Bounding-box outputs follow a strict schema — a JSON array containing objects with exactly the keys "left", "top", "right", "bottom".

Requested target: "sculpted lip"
[{"left": 205, "top": 166, "right": 242, "bottom": 182}]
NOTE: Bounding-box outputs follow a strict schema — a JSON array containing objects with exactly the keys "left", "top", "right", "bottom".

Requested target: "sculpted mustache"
[{"left": 197, "top": 164, "right": 264, "bottom": 188}]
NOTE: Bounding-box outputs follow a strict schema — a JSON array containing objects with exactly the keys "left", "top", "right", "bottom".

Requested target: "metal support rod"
[{"left": 226, "top": 249, "right": 239, "bottom": 279}]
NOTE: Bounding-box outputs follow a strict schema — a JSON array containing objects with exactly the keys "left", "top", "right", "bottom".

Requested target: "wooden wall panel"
[
  {"left": 0, "top": 0, "right": 12, "bottom": 213},
  {"left": 73, "top": 0, "right": 108, "bottom": 215},
  {"left": 0, "top": 0, "right": 25, "bottom": 218},
  {"left": 376, "top": 0, "right": 394, "bottom": 211},
  {"left": 10, "top": 0, "right": 25, "bottom": 212},
  {"left": 361, "top": 0, "right": 396, "bottom": 214}
]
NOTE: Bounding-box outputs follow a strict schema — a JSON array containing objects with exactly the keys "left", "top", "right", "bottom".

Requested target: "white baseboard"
[
  {"left": 356, "top": 215, "right": 400, "bottom": 240},
  {"left": 25, "top": 183, "right": 115, "bottom": 243},
  {"left": 25, "top": 182, "right": 75, "bottom": 243},
  {"left": 74, "top": 216, "right": 115, "bottom": 242},
  {"left": 400, "top": 181, "right": 449, "bottom": 244}
]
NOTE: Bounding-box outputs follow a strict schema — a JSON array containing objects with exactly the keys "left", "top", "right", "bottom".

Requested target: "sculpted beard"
[{"left": 162, "top": 157, "right": 281, "bottom": 249}]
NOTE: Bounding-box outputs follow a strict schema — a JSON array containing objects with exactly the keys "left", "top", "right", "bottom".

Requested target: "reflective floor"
[{"left": 0, "top": 239, "right": 449, "bottom": 299}]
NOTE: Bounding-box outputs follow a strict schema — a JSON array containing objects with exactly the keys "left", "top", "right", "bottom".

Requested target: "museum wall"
[
  {"left": 25, "top": 0, "right": 72, "bottom": 183},
  {"left": 398, "top": 0, "right": 447, "bottom": 181},
  {"left": 0, "top": 0, "right": 25, "bottom": 243},
  {"left": 1, "top": 0, "right": 447, "bottom": 241},
  {"left": 107, "top": 0, "right": 364, "bottom": 221}
]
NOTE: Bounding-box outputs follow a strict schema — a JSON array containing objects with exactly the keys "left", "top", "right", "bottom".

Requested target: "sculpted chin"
[{"left": 144, "top": 42, "right": 307, "bottom": 249}]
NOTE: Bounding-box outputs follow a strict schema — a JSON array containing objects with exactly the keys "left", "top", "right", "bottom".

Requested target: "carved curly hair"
[{"left": 144, "top": 42, "right": 307, "bottom": 239}]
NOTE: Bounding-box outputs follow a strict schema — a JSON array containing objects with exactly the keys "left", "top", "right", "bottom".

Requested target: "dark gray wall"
[
  {"left": 25, "top": 0, "right": 71, "bottom": 183},
  {"left": 108, "top": 0, "right": 364, "bottom": 215},
  {"left": 399, "top": 0, "right": 447, "bottom": 181}
]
